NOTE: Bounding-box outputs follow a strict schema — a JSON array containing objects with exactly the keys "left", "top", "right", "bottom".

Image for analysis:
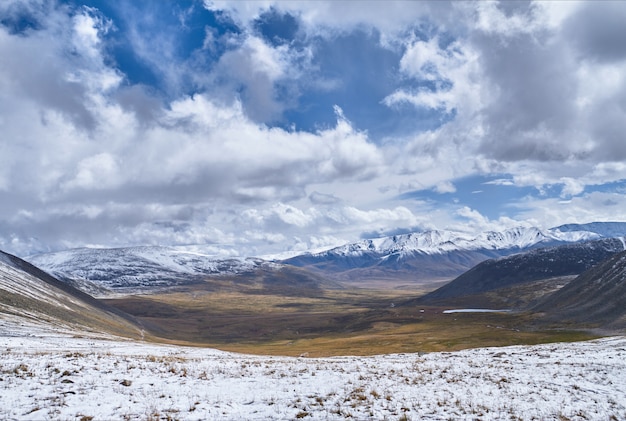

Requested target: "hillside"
[
  {"left": 534, "top": 250, "right": 626, "bottom": 330},
  {"left": 0, "top": 250, "right": 142, "bottom": 338},
  {"left": 28, "top": 246, "right": 340, "bottom": 297},
  {"left": 415, "top": 238, "right": 626, "bottom": 306},
  {"left": 28, "top": 246, "right": 261, "bottom": 295}
]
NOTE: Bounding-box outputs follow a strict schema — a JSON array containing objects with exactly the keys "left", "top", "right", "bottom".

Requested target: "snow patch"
[{"left": 0, "top": 330, "right": 624, "bottom": 420}]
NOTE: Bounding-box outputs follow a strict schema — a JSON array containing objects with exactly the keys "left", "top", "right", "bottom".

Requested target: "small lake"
[{"left": 443, "top": 309, "right": 512, "bottom": 314}]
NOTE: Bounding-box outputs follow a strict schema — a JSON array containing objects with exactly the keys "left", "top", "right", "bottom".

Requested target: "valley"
[
  {"left": 103, "top": 287, "right": 596, "bottom": 357},
  {"left": 16, "top": 222, "right": 626, "bottom": 357},
  {"left": 2, "top": 222, "right": 626, "bottom": 419}
]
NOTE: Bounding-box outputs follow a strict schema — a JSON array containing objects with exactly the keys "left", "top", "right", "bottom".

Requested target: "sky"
[{"left": 1, "top": 0, "right": 626, "bottom": 258}]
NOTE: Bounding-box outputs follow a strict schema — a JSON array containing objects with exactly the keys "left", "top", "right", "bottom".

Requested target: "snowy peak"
[
  {"left": 284, "top": 223, "right": 623, "bottom": 285},
  {"left": 319, "top": 230, "right": 472, "bottom": 258},
  {"left": 30, "top": 246, "right": 263, "bottom": 276},
  {"left": 313, "top": 226, "right": 596, "bottom": 258},
  {"left": 27, "top": 246, "right": 279, "bottom": 296},
  {"left": 478, "top": 226, "right": 546, "bottom": 249}
]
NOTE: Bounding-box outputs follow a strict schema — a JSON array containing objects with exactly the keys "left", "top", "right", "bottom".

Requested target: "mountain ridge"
[{"left": 283, "top": 223, "right": 626, "bottom": 285}]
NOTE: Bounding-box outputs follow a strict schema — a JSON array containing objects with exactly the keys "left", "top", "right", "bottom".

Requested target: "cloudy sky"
[{"left": 1, "top": 0, "right": 626, "bottom": 257}]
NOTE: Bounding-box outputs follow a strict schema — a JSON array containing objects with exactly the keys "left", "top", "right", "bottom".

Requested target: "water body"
[{"left": 442, "top": 309, "right": 512, "bottom": 314}]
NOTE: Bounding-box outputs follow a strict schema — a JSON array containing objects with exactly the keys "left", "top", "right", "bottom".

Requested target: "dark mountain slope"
[
  {"left": 286, "top": 248, "right": 506, "bottom": 286},
  {"left": 415, "top": 238, "right": 626, "bottom": 305},
  {"left": 0, "top": 250, "right": 142, "bottom": 338},
  {"left": 534, "top": 250, "right": 626, "bottom": 330}
]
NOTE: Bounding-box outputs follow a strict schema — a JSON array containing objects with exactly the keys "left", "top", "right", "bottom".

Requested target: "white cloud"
[
  {"left": 433, "top": 181, "right": 456, "bottom": 194},
  {"left": 453, "top": 206, "right": 533, "bottom": 234},
  {"left": 270, "top": 203, "right": 317, "bottom": 228},
  {"left": 384, "top": 36, "right": 481, "bottom": 117},
  {"left": 513, "top": 192, "right": 626, "bottom": 230},
  {"left": 212, "top": 36, "right": 297, "bottom": 122},
  {"left": 204, "top": 0, "right": 443, "bottom": 36},
  {"left": 64, "top": 153, "right": 121, "bottom": 191},
  {"left": 2, "top": 1, "right": 626, "bottom": 257},
  {"left": 559, "top": 177, "right": 585, "bottom": 198}
]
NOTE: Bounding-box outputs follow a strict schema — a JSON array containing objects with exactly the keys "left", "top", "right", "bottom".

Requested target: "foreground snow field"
[{"left": 1, "top": 326, "right": 625, "bottom": 420}]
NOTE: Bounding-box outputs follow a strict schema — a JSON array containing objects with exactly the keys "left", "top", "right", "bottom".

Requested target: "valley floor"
[{"left": 1, "top": 323, "right": 625, "bottom": 420}]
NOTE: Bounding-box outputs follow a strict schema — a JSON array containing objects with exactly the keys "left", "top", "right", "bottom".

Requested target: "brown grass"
[{"left": 104, "top": 288, "right": 597, "bottom": 357}]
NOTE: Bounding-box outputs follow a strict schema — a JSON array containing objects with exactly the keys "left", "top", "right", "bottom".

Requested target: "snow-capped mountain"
[
  {"left": 304, "top": 226, "right": 600, "bottom": 258},
  {"left": 28, "top": 222, "right": 626, "bottom": 291},
  {"left": 3, "top": 248, "right": 626, "bottom": 420},
  {"left": 284, "top": 223, "right": 626, "bottom": 285},
  {"left": 27, "top": 246, "right": 277, "bottom": 296},
  {"left": 27, "top": 246, "right": 341, "bottom": 297}
]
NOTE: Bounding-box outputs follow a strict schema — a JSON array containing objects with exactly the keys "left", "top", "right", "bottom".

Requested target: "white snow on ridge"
[
  {"left": 26, "top": 246, "right": 277, "bottom": 296},
  {"left": 28, "top": 246, "right": 266, "bottom": 275},
  {"left": 26, "top": 224, "right": 617, "bottom": 269},
  {"left": 0, "top": 330, "right": 624, "bottom": 420},
  {"left": 317, "top": 226, "right": 602, "bottom": 258}
]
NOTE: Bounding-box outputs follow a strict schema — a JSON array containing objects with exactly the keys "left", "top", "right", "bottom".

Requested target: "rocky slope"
[{"left": 534, "top": 249, "right": 626, "bottom": 330}]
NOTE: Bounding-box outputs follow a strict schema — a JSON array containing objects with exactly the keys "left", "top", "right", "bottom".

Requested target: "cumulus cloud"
[
  {"left": 384, "top": 35, "right": 481, "bottom": 117},
  {"left": 453, "top": 206, "right": 533, "bottom": 234},
  {"left": 204, "top": 0, "right": 446, "bottom": 36},
  {"left": 0, "top": 3, "right": 388, "bottom": 256},
  {"left": 210, "top": 35, "right": 302, "bottom": 123},
  {"left": 1, "top": 0, "right": 626, "bottom": 257}
]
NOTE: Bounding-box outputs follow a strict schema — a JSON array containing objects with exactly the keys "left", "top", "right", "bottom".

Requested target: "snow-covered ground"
[{"left": 1, "top": 324, "right": 625, "bottom": 420}]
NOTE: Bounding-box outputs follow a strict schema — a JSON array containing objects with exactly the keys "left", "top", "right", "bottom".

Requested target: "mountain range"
[
  {"left": 284, "top": 223, "right": 626, "bottom": 287},
  {"left": 26, "top": 222, "right": 626, "bottom": 293},
  {"left": 1, "top": 239, "right": 625, "bottom": 421}
]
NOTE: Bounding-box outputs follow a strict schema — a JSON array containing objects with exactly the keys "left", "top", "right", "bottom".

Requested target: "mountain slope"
[
  {"left": 416, "top": 238, "right": 626, "bottom": 305},
  {"left": 0, "top": 250, "right": 142, "bottom": 337},
  {"left": 534, "top": 249, "right": 626, "bottom": 330},
  {"left": 28, "top": 246, "right": 341, "bottom": 296},
  {"left": 28, "top": 247, "right": 258, "bottom": 292},
  {"left": 284, "top": 225, "right": 606, "bottom": 286}
]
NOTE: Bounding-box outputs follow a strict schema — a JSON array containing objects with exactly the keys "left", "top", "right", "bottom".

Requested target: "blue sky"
[{"left": 1, "top": 0, "right": 626, "bottom": 257}]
